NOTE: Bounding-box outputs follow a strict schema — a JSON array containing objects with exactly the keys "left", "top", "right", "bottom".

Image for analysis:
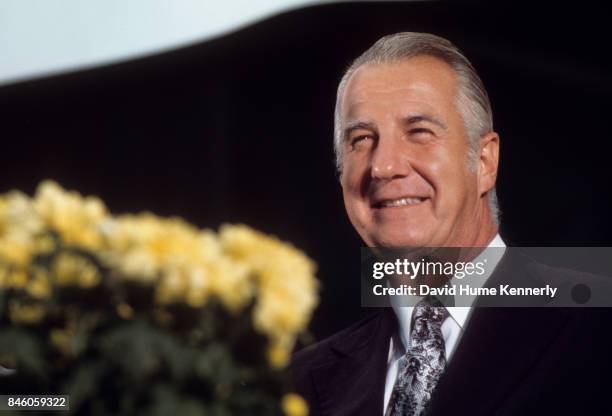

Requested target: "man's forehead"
[{"left": 341, "top": 57, "right": 458, "bottom": 120}]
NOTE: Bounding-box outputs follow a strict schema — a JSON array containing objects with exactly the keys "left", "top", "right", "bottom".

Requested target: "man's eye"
[
  {"left": 409, "top": 128, "right": 433, "bottom": 135},
  {"left": 351, "top": 135, "right": 373, "bottom": 147}
]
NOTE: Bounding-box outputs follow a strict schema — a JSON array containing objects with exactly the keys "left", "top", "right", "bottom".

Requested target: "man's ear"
[{"left": 478, "top": 132, "right": 500, "bottom": 196}]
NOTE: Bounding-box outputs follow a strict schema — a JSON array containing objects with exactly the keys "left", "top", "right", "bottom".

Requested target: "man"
[{"left": 290, "top": 32, "right": 612, "bottom": 415}]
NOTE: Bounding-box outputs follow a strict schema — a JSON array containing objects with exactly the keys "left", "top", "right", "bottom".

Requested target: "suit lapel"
[
  {"left": 310, "top": 309, "right": 397, "bottom": 416},
  {"left": 427, "top": 250, "right": 571, "bottom": 415}
]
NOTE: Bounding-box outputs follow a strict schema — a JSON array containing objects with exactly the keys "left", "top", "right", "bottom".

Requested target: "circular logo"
[{"left": 571, "top": 283, "right": 591, "bottom": 304}]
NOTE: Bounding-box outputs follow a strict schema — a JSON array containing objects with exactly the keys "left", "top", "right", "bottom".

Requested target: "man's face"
[{"left": 339, "top": 56, "right": 491, "bottom": 248}]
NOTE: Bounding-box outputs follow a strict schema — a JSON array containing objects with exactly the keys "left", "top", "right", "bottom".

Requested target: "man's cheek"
[{"left": 341, "top": 171, "right": 363, "bottom": 198}]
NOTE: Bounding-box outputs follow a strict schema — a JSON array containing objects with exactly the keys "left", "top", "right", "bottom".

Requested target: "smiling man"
[
  {"left": 338, "top": 52, "right": 498, "bottom": 249},
  {"left": 290, "top": 32, "right": 612, "bottom": 416}
]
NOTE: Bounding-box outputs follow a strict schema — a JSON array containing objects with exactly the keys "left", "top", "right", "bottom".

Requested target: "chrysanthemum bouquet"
[{"left": 0, "top": 181, "right": 317, "bottom": 415}]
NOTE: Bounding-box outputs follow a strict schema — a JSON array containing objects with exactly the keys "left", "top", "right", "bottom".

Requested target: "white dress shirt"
[{"left": 383, "top": 234, "right": 507, "bottom": 414}]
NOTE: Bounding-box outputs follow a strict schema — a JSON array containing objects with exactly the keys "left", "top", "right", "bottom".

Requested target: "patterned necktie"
[{"left": 386, "top": 297, "right": 449, "bottom": 416}]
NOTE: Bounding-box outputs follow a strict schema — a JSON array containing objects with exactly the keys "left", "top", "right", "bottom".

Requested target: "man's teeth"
[{"left": 380, "top": 197, "right": 424, "bottom": 207}]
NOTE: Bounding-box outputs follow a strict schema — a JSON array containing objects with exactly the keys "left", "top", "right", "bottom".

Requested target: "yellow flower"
[
  {"left": 1, "top": 183, "right": 320, "bottom": 371},
  {"left": 281, "top": 394, "right": 309, "bottom": 416},
  {"left": 155, "top": 267, "right": 189, "bottom": 305},
  {"left": 26, "top": 267, "right": 51, "bottom": 299},
  {"left": 33, "top": 234, "right": 56, "bottom": 254},
  {"left": 33, "top": 181, "right": 108, "bottom": 250},
  {"left": 267, "top": 342, "right": 290, "bottom": 369},
  {"left": 0, "top": 191, "right": 42, "bottom": 266},
  {"left": 0, "top": 240, "right": 32, "bottom": 266},
  {"left": 0, "top": 264, "right": 6, "bottom": 287},
  {"left": 49, "top": 327, "right": 76, "bottom": 356},
  {"left": 0, "top": 190, "right": 42, "bottom": 234},
  {"left": 5, "top": 269, "right": 29, "bottom": 289},
  {"left": 103, "top": 214, "right": 254, "bottom": 311},
  {"left": 182, "top": 266, "right": 211, "bottom": 308},
  {"left": 103, "top": 214, "right": 216, "bottom": 277},
  {"left": 9, "top": 300, "right": 45, "bottom": 324},
  {"left": 204, "top": 257, "right": 252, "bottom": 312},
  {"left": 52, "top": 252, "right": 100, "bottom": 288},
  {"left": 116, "top": 303, "right": 134, "bottom": 319},
  {"left": 219, "top": 224, "right": 318, "bottom": 349}
]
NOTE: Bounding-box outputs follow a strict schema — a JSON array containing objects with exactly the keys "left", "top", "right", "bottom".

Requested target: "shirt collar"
[{"left": 391, "top": 233, "right": 507, "bottom": 348}]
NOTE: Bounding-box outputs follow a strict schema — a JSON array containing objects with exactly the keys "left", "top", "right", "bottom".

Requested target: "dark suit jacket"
[{"left": 290, "top": 250, "right": 612, "bottom": 415}]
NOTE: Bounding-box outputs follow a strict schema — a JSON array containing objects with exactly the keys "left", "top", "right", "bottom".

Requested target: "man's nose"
[{"left": 371, "top": 136, "right": 412, "bottom": 180}]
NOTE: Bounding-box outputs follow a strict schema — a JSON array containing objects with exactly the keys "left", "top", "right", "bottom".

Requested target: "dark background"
[{"left": 1, "top": 1, "right": 611, "bottom": 340}]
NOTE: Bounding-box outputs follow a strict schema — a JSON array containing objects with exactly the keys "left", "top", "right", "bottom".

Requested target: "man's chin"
[
  {"left": 370, "top": 232, "right": 433, "bottom": 249},
  {"left": 366, "top": 216, "right": 438, "bottom": 248}
]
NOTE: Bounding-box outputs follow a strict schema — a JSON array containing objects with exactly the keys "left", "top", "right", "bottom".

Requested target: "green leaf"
[
  {"left": 195, "top": 343, "right": 241, "bottom": 385},
  {"left": 62, "top": 361, "right": 104, "bottom": 411},
  {"left": 142, "top": 383, "right": 208, "bottom": 416},
  {"left": 98, "top": 320, "right": 174, "bottom": 383},
  {"left": 0, "top": 328, "right": 47, "bottom": 379}
]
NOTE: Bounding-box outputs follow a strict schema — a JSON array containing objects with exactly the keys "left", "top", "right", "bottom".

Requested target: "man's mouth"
[{"left": 373, "top": 197, "right": 428, "bottom": 208}]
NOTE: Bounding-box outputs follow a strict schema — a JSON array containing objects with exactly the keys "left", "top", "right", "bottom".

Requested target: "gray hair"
[{"left": 333, "top": 32, "right": 500, "bottom": 224}]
